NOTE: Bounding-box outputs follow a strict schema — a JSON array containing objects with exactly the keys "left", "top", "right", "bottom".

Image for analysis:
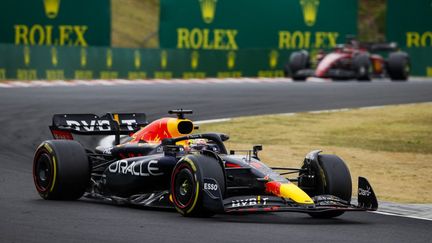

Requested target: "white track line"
[
  {"left": 373, "top": 211, "right": 432, "bottom": 221},
  {"left": 0, "top": 78, "right": 298, "bottom": 88}
]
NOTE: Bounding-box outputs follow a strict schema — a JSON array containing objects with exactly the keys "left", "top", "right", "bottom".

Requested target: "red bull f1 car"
[
  {"left": 33, "top": 110, "right": 378, "bottom": 218},
  {"left": 285, "top": 39, "right": 410, "bottom": 81}
]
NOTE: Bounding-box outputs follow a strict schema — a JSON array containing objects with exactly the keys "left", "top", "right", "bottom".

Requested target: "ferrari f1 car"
[
  {"left": 285, "top": 39, "right": 410, "bottom": 81},
  {"left": 33, "top": 109, "right": 378, "bottom": 218}
]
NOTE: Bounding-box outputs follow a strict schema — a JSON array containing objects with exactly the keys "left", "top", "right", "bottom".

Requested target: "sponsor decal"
[
  {"left": 24, "top": 46, "right": 31, "bottom": 66},
  {"left": 227, "top": 51, "right": 236, "bottom": 69},
  {"left": 359, "top": 186, "right": 372, "bottom": 197},
  {"left": 191, "top": 51, "right": 199, "bottom": 70},
  {"left": 51, "top": 47, "right": 58, "bottom": 66},
  {"left": 102, "top": 147, "right": 113, "bottom": 155},
  {"left": 108, "top": 159, "right": 163, "bottom": 177},
  {"left": 269, "top": 50, "right": 278, "bottom": 69},
  {"left": 106, "top": 49, "right": 113, "bottom": 69},
  {"left": 80, "top": 48, "right": 87, "bottom": 67},
  {"left": 199, "top": 0, "right": 217, "bottom": 24},
  {"left": 300, "top": 0, "right": 320, "bottom": 27},
  {"left": 231, "top": 196, "right": 269, "bottom": 208},
  {"left": 161, "top": 50, "right": 168, "bottom": 69},
  {"left": 43, "top": 0, "right": 61, "bottom": 19},
  {"left": 134, "top": 50, "right": 141, "bottom": 69},
  {"left": 65, "top": 119, "right": 137, "bottom": 132},
  {"left": 406, "top": 32, "right": 432, "bottom": 48},
  {"left": 176, "top": 28, "right": 238, "bottom": 50},
  {"left": 203, "top": 182, "right": 218, "bottom": 191}
]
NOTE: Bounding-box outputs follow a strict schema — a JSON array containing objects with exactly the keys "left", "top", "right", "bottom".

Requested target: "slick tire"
[
  {"left": 171, "top": 154, "right": 225, "bottom": 217},
  {"left": 286, "top": 51, "right": 310, "bottom": 81},
  {"left": 387, "top": 52, "right": 410, "bottom": 81},
  {"left": 299, "top": 154, "right": 352, "bottom": 218},
  {"left": 353, "top": 54, "right": 371, "bottom": 81},
  {"left": 33, "top": 140, "right": 90, "bottom": 200}
]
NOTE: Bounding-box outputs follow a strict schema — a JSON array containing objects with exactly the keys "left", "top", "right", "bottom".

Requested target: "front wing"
[{"left": 203, "top": 177, "right": 378, "bottom": 214}]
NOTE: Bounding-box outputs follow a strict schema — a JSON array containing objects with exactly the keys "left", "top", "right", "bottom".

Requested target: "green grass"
[{"left": 201, "top": 104, "right": 432, "bottom": 154}]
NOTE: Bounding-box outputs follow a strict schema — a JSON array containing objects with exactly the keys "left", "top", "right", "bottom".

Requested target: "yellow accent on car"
[
  {"left": 44, "top": 143, "right": 53, "bottom": 153},
  {"left": 186, "top": 182, "right": 200, "bottom": 214},
  {"left": 184, "top": 158, "right": 197, "bottom": 172},
  {"left": 113, "top": 114, "right": 120, "bottom": 125},
  {"left": 279, "top": 183, "right": 314, "bottom": 204},
  {"left": 167, "top": 118, "right": 194, "bottom": 137},
  {"left": 49, "top": 156, "right": 57, "bottom": 192}
]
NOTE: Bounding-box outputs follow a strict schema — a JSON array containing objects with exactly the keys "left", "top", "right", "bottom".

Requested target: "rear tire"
[
  {"left": 33, "top": 140, "right": 90, "bottom": 200},
  {"left": 299, "top": 154, "right": 352, "bottom": 218},
  {"left": 353, "top": 54, "right": 371, "bottom": 81},
  {"left": 387, "top": 52, "right": 410, "bottom": 81},
  {"left": 171, "top": 154, "right": 225, "bottom": 217},
  {"left": 286, "top": 51, "right": 310, "bottom": 81}
]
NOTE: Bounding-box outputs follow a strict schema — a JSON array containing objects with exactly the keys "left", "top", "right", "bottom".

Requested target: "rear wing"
[
  {"left": 361, "top": 42, "right": 399, "bottom": 52},
  {"left": 49, "top": 113, "right": 148, "bottom": 144}
]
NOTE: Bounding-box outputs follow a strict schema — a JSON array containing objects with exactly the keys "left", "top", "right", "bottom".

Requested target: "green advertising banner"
[
  {"left": 0, "top": 44, "right": 291, "bottom": 80},
  {"left": 0, "top": 0, "right": 111, "bottom": 46},
  {"left": 160, "top": 0, "right": 358, "bottom": 50},
  {"left": 387, "top": 0, "right": 432, "bottom": 76}
]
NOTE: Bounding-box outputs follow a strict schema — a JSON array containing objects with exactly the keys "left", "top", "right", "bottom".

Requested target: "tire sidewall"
[
  {"left": 171, "top": 157, "right": 202, "bottom": 215},
  {"left": 33, "top": 143, "right": 57, "bottom": 199},
  {"left": 32, "top": 140, "right": 89, "bottom": 200}
]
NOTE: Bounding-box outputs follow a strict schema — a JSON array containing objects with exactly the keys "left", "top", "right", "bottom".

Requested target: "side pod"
[{"left": 357, "top": 177, "right": 378, "bottom": 210}]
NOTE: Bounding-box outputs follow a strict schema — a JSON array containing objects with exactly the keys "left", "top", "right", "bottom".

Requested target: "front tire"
[
  {"left": 299, "top": 154, "right": 352, "bottom": 218},
  {"left": 286, "top": 50, "right": 310, "bottom": 81},
  {"left": 33, "top": 140, "right": 90, "bottom": 200},
  {"left": 171, "top": 154, "right": 225, "bottom": 217}
]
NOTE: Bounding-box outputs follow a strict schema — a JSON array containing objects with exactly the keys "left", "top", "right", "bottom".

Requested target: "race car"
[
  {"left": 33, "top": 109, "right": 378, "bottom": 218},
  {"left": 285, "top": 39, "right": 410, "bottom": 81}
]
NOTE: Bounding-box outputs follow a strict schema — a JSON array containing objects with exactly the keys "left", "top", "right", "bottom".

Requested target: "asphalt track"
[{"left": 1, "top": 80, "right": 432, "bottom": 242}]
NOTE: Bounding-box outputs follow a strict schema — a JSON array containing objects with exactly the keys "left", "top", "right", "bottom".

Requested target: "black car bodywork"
[{"left": 33, "top": 110, "right": 378, "bottom": 218}]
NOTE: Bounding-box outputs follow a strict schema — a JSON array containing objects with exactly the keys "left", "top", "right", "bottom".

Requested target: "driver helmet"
[{"left": 186, "top": 139, "right": 208, "bottom": 152}]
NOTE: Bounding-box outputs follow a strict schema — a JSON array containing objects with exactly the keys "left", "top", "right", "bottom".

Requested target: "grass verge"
[{"left": 199, "top": 103, "right": 432, "bottom": 203}]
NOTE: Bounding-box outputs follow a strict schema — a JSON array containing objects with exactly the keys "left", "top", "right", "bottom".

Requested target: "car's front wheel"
[
  {"left": 387, "top": 52, "right": 410, "bottom": 81},
  {"left": 171, "top": 154, "right": 225, "bottom": 217},
  {"left": 299, "top": 153, "right": 352, "bottom": 218}
]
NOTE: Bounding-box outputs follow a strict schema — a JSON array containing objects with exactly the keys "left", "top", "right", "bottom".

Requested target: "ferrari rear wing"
[{"left": 49, "top": 113, "right": 148, "bottom": 144}]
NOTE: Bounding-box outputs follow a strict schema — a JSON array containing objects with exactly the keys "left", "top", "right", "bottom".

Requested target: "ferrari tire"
[
  {"left": 387, "top": 52, "right": 410, "bottom": 81},
  {"left": 353, "top": 54, "right": 371, "bottom": 81},
  {"left": 171, "top": 154, "right": 225, "bottom": 217},
  {"left": 33, "top": 140, "right": 90, "bottom": 200},
  {"left": 286, "top": 50, "right": 310, "bottom": 81}
]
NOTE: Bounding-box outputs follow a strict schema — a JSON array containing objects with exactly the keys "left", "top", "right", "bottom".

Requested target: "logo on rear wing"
[
  {"left": 50, "top": 113, "right": 148, "bottom": 135},
  {"left": 65, "top": 119, "right": 136, "bottom": 132}
]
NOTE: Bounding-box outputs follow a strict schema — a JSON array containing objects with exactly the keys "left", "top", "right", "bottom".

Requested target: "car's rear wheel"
[
  {"left": 353, "top": 54, "right": 371, "bottom": 81},
  {"left": 299, "top": 154, "right": 352, "bottom": 218},
  {"left": 33, "top": 140, "right": 90, "bottom": 200},
  {"left": 387, "top": 52, "right": 410, "bottom": 81},
  {"left": 171, "top": 154, "right": 225, "bottom": 217}
]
